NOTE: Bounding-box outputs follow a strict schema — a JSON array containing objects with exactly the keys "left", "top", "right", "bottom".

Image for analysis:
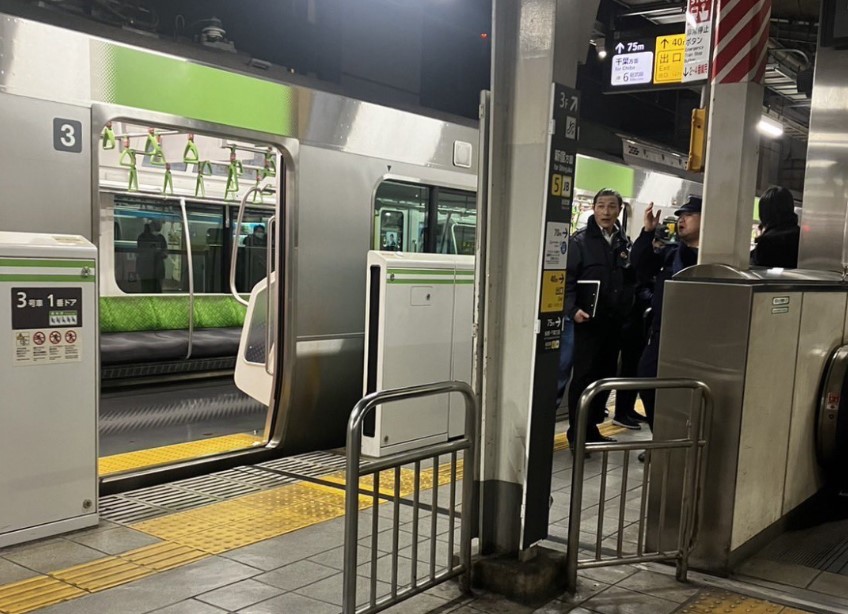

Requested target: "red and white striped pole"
[
  {"left": 712, "top": 0, "right": 773, "bottom": 84},
  {"left": 699, "top": 0, "right": 772, "bottom": 269}
]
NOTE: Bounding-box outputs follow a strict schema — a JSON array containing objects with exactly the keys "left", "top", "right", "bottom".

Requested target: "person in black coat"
[
  {"left": 137, "top": 220, "right": 168, "bottom": 293},
  {"left": 631, "top": 196, "right": 701, "bottom": 428},
  {"left": 750, "top": 186, "right": 800, "bottom": 269},
  {"left": 565, "top": 188, "right": 637, "bottom": 445}
]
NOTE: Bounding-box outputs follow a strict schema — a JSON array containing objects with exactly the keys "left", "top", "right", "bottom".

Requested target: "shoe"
[
  {"left": 638, "top": 452, "right": 646, "bottom": 463},
  {"left": 589, "top": 434, "right": 617, "bottom": 443},
  {"left": 633, "top": 414, "right": 649, "bottom": 423},
  {"left": 612, "top": 415, "right": 642, "bottom": 430}
]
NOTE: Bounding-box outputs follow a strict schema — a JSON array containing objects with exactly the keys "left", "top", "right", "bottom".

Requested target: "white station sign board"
[{"left": 611, "top": 44, "right": 654, "bottom": 87}]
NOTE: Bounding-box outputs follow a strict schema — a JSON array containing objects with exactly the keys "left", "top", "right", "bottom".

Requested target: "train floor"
[
  {"left": 99, "top": 377, "right": 267, "bottom": 474},
  {"left": 1, "top": 421, "right": 846, "bottom": 613}
]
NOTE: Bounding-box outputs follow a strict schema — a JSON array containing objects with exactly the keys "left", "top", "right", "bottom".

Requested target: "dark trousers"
[
  {"left": 637, "top": 334, "right": 660, "bottom": 428},
  {"left": 615, "top": 311, "right": 647, "bottom": 419},
  {"left": 567, "top": 319, "right": 622, "bottom": 442},
  {"left": 555, "top": 317, "right": 575, "bottom": 408}
]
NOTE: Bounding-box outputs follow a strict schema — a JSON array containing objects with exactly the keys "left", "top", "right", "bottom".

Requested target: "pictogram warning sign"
[
  {"left": 33, "top": 331, "right": 45, "bottom": 346},
  {"left": 65, "top": 330, "right": 77, "bottom": 344},
  {"left": 49, "top": 331, "right": 62, "bottom": 345},
  {"left": 654, "top": 34, "right": 686, "bottom": 84}
]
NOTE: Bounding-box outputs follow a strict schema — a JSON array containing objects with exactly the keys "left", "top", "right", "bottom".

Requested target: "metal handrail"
[
  {"left": 177, "top": 197, "right": 195, "bottom": 360},
  {"left": 228, "top": 186, "right": 264, "bottom": 307},
  {"left": 565, "top": 377, "right": 712, "bottom": 592},
  {"left": 264, "top": 215, "right": 276, "bottom": 376},
  {"left": 343, "top": 381, "right": 478, "bottom": 614}
]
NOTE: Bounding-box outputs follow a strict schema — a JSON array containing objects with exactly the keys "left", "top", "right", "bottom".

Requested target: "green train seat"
[{"left": 99, "top": 295, "right": 247, "bottom": 366}]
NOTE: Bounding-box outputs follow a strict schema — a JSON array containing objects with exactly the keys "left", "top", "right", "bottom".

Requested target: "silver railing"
[
  {"left": 343, "top": 381, "right": 477, "bottom": 614},
  {"left": 565, "top": 378, "right": 711, "bottom": 593}
]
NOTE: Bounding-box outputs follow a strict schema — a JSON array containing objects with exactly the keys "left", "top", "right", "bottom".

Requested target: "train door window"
[
  {"left": 112, "top": 195, "right": 225, "bottom": 294},
  {"left": 374, "top": 181, "right": 428, "bottom": 252},
  {"left": 234, "top": 208, "right": 276, "bottom": 293},
  {"left": 435, "top": 189, "right": 476, "bottom": 255}
]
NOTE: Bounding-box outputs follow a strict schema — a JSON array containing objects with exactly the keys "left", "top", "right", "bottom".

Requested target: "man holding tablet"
[{"left": 564, "top": 188, "right": 638, "bottom": 447}]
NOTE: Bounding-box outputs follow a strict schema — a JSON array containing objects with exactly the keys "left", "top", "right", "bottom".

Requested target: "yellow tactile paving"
[
  {"left": 678, "top": 589, "right": 812, "bottom": 614},
  {"left": 3, "top": 425, "right": 605, "bottom": 613},
  {"left": 98, "top": 433, "right": 266, "bottom": 477},
  {"left": 51, "top": 556, "right": 154, "bottom": 592},
  {"left": 120, "top": 542, "right": 208, "bottom": 572},
  {"left": 0, "top": 576, "right": 86, "bottom": 614}
]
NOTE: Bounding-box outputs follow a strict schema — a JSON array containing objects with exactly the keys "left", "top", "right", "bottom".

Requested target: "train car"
[
  {"left": 0, "top": 12, "right": 701, "bottom": 487},
  {"left": 0, "top": 13, "right": 477, "bottom": 487}
]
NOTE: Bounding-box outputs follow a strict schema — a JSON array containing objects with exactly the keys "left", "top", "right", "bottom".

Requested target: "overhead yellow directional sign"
[{"left": 654, "top": 34, "right": 686, "bottom": 84}]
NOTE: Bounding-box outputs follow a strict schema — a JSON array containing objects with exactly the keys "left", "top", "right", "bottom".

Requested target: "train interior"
[{"left": 96, "top": 121, "right": 280, "bottom": 479}]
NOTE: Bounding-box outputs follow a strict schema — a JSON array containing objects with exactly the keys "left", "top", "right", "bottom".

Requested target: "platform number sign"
[
  {"left": 540, "top": 82, "right": 579, "bottom": 353},
  {"left": 53, "top": 118, "right": 83, "bottom": 153}
]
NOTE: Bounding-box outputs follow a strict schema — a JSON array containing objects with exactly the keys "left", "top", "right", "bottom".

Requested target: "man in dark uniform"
[
  {"left": 631, "top": 195, "right": 701, "bottom": 428},
  {"left": 565, "top": 188, "right": 637, "bottom": 446}
]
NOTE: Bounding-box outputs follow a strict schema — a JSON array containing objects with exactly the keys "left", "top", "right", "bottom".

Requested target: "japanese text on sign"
[{"left": 654, "top": 34, "right": 686, "bottom": 84}]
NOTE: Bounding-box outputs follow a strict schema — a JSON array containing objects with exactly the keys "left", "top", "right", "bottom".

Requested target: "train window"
[
  {"left": 234, "top": 209, "right": 276, "bottom": 293},
  {"left": 435, "top": 189, "right": 476, "bottom": 255},
  {"left": 374, "top": 181, "right": 475, "bottom": 254},
  {"left": 113, "top": 195, "right": 225, "bottom": 294},
  {"left": 374, "top": 182, "right": 428, "bottom": 252}
]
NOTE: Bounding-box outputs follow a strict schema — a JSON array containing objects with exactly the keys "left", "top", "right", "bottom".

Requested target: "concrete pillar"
[
  {"left": 478, "top": 0, "right": 598, "bottom": 566},
  {"left": 699, "top": 0, "right": 772, "bottom": 268}
]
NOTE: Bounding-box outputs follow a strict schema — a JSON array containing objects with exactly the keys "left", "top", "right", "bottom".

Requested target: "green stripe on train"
[
  {"left": 0, "top": 275, "right": 96, "bottom": 282},
  {"left": 92, "top": 42, "right": 295, "bottom": 136},
  {"left": 0, "top": 259, "right": 95, "bottom": 269}
]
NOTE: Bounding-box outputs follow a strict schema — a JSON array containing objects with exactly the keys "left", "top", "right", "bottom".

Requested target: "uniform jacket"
[
  {"left": 631, "top": 229, "right": 698, "bottom": 336},
  {"left": 564, "top": 215, "right": 636, "bottom": 322}
]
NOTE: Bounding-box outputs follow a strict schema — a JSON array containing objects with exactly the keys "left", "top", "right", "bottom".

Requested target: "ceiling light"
[
  {"left": 592, "top": 37, "right": 607, "bottom": 60},
  {"left": 757, "top": 115, "right": 784, "bottom": 138}
]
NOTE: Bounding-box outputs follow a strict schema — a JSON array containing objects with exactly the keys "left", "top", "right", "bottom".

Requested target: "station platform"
[{"left": 1, "top": 420, "right": 846, "bottom": 614}]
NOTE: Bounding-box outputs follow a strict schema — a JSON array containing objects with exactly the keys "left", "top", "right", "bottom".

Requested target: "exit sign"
[{"left": 607, "top": 30, "right": 707, "bottom": 92}]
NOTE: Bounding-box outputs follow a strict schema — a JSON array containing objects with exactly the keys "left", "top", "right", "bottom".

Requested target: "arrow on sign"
[
  {"left": 569, "top": 96, "right": 578, "bottom": 112},
  {"left": 661, "top": 39, "right": 668, "bottom": 48},
  {"left": 615, "top": 42, "right": 625, "bottom": 54}
]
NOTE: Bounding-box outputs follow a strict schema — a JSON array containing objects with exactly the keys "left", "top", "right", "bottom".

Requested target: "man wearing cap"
[{"left": 630, "top": 195, "right": 702, "bottom": 429}]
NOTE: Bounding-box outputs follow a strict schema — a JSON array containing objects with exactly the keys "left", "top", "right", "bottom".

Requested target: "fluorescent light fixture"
[{"left": 757, "top": 115, "right": 784, "bottom": 138}]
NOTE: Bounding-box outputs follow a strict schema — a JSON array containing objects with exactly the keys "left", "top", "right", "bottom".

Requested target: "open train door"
[{"left": 232, "top": 189, "right": 278, "bottom": 407}]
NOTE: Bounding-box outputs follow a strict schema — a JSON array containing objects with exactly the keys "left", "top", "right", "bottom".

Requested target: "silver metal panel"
[
  {"left": 0, "top": 12, "right": 476, "bottom": 175},
  {"left": 0, "top": 92, "right": 91, "bottom": 238},
  {"left": 731, "top": 292, "right": 801, "bottom": 550},
  {"left": 0, "top": 15, "right": 91, "bottom": 103},
  {"left": 677, "top": 263, "right": 846, "bottom": 283},
  {"left": 652, "top": 281, "right": 753, "bottom": 572},
  {"left": 783, "top": 292, "right": 846, "bottom": 514},
  {"left": 799, "top": 45, "right": 848, "bottom": 272}
]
